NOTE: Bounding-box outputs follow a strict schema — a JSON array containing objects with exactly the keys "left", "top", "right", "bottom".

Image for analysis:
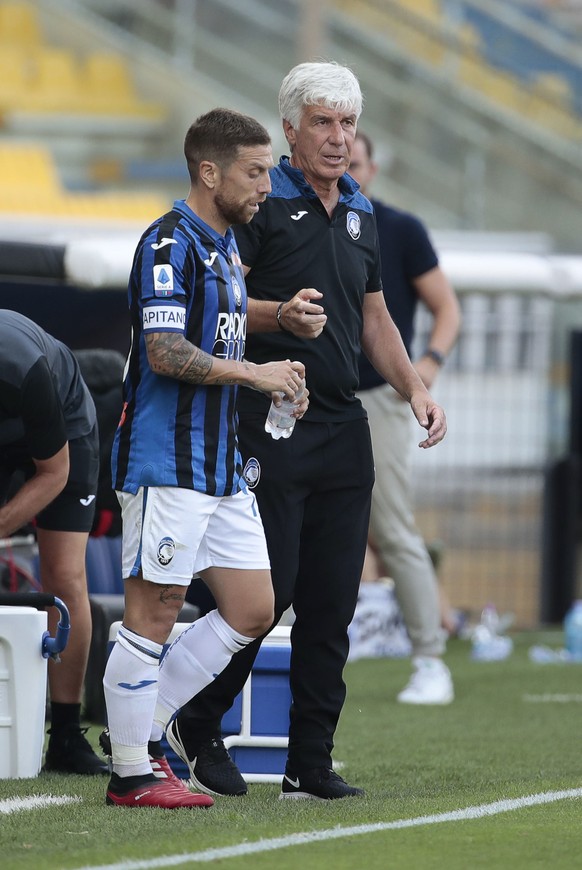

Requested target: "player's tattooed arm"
[
  {"left": 146, "top": 331, "right": 212, "bottom": 383},
  {"left": 145, "top": 332, "right": 255, "bottom": 385}
]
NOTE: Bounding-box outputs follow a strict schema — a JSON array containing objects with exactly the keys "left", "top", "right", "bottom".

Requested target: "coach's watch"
[{"left": 423, "top": 348, "right": 445, "bottom": 367}]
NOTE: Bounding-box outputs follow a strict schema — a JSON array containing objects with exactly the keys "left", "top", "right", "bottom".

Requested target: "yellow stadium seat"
[
  {"left": 0, "top": 143, "right": 61, "bottom": 195},
  {"left": 0, "top": 141, "right": 168, "bottom": 221},
  {"left": 80, "top": 51, "right": 165, "bottom": 120},
  {"left": 24, "top": 47, "right": 82, "bottom": 112},
  {"left": 523, "top": 82, "right": 579, "bottom": 139},
  {"left": 0, "top": 46, "right": 31, "bottom": 110},
  {"left": 406, "top": 0, "right": 442, "bottom": 23},
  {"left": 533, "top": 72, "right": 573, "bottom": 108},
  {"left": 84, "top": 52, "right": 135, "bottom": 102},
  {"left": 0, "top": 1, "right": 41, "bottom": 47}
]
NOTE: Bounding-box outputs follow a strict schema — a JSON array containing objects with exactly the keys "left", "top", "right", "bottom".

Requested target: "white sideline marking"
[
  {"left": 524, "top": 694, "right": 582, "bottom": 703},
  {"left": 77, "top": 788, "right": 582, "bottom": 870},
  {"left": 0, "top": 794, "right": 80, "bottom": 815}
]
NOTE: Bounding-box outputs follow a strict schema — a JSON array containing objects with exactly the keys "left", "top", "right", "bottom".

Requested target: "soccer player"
[
  {"left": 169, "top": 62, "right": 447, "bottom": 801},
  {"left": 0, "top": 310, "right": 108, "bottom": 775},
  {"left": 103, "top": 108, "right": 306, "bottom": 809}
]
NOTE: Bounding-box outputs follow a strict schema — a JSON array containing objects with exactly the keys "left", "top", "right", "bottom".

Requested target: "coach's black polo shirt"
[{"left": 235, "top": 156, "right": 382, "bottom": 422}]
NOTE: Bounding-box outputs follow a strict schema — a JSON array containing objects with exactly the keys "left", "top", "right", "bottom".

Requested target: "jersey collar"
[
  {"left": 172, "top": 199, "right": 235, "bottom": 253},
  {"left": 278, "top": 155, "right": 360, "bottom": 203}
]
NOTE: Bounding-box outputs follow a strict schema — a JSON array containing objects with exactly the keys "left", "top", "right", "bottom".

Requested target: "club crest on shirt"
[
  {"left": 153, "top": 264, "right": 174, "bottom": 296},
  {"left": 242, "top": 457, "right": 261, "bottom": 489},
  {"left": 346, "top": 211, "right": 361, "bottom": 241},
  {"left": 232, "top": 277, "right": 242, "bottom": 308},
  {"left": 157, "top": 536, "right": 175, "bottom": 566}
]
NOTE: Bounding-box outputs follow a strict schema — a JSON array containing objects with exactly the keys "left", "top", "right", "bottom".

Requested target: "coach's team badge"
[
  {"left": 346, "top": 211, "right": 361, "bottom": 241},
  {"left": 232, "top": 277, "right": 242, "bottom": 308},
  {"left": 153, "top": 264, "right": 174, "bottom": 297},
  {"left": 242, "top": 457, "right": 261, "bottom": 489},
  {"left": 157, "top": 536, "right": 176, "bottom": 566}
]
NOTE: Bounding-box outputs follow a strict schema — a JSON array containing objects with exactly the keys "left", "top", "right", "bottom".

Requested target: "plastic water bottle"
[
  {"left": 264, "top": 387, "right": 304, "bottom": 440},
  {"left": 471, "top": 603, "right": 513, "bottom": 661},
  {"left": 564, "top": 600, "right": 582, "bottom": 662}
]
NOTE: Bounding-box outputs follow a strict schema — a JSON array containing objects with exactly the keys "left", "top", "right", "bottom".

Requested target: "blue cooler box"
[{"left": 107, "top": 623, "right": 291, "bottom": 783}]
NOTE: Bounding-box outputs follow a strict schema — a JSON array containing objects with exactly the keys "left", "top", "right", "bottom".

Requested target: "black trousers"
[{"left": 181, "top": 415, "right": 375, "bottom": 772}]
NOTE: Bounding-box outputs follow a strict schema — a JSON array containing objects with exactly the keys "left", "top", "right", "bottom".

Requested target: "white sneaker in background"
[{"left": 396, "top": 656, "right": 454, "bottom": 705}]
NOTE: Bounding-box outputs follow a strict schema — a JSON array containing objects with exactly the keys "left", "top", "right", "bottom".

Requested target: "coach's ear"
[{"left": 282, "top": 119, "right": 296, "bottom": 150}]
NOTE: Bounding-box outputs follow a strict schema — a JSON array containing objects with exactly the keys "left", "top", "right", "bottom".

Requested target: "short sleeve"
[
  {"left": 399, "top": 213, "right": 439, "bottom": 280},
  {"left": 138, "top": 226, "right": 190, "bottom": 334},
  {"left": 20, "top": 357, "right": 67, "bottom": 459},
  {"left": 366, "top": 211, "right": 383, "bottom": 294}
]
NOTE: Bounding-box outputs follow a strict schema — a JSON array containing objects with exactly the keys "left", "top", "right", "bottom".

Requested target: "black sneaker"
[
  {"left": 44, "top": 725, "right": 109, "bottom": 776},
  {"left": 165, "top": 718, "right": 248, "bottom": 796},
  {"left": 280, "top": 767, "right": 365, "bottom": 800}
]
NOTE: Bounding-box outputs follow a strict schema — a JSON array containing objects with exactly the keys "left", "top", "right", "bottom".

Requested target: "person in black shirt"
[
  {"left": 349, "top": 131, "right": 461, "bottom": 704},
  {"left": 168, "top": 62, "right": 447, "bottom": 801},
  {"left": 0, "top": 310, "right": 107, "bottom": 775}
]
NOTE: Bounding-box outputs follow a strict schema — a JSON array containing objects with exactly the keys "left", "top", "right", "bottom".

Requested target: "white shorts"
[{"left": 117, "top": 486, "right": 270, "bottom": 585}]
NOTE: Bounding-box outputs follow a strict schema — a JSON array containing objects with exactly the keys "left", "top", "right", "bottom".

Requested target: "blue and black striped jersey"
[{"left": 112, "top": 199, "right": 248, "bottom": 496}]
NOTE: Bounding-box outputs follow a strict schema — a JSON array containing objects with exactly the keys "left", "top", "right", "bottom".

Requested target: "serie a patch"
[{"left": 153, "top": 264, "right": 174, "bottom": 296}]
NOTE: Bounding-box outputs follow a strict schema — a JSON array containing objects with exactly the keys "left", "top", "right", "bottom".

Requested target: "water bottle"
[
  {"left": 564, "top": 600, "right": 582, "bottom": 662},
  {"left": 264, "top": 386, "right": 304, "bottom": 440},
  {"left": 471, "top": 603, "right": 513, "bottom": 661}
]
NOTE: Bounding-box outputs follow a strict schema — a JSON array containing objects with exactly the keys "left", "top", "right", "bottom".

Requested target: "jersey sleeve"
[
  {"left": 400, "top": 213, "right": 439, "bottom": 280},
  {"left": 19, "top": 357, "right": 67, "bottom": 459},
  {"left": 366, "top": 212, "right": 383, "bottom": 294},
  {"left": 138, "top": 225, "right": 190, "bottom": 335}
]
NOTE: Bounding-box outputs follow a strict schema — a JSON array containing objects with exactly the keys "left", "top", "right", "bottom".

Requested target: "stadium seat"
[
  {"left": 333, "top": 0, "right": 445, "bottom": 65},
  {"left": 0, "top": 142, "right": 168, "bottom": 221},
  {"left": 80, "top": 52, "right": 165, "bottom": 120},
  {"left": 25, "top": 47, "right": 83, "bottom": 113},
  {"left": 0, "top": 1, "right": 41, "bottom": 48},
  {"left": 0, "top": 46, "right": 31, "bottom": 111},
  {"left": 407, "top": 0, "right": 442, "bottom": 24},
  {"left": 0, "top": 142, "right": 61, "bottom": 196}
]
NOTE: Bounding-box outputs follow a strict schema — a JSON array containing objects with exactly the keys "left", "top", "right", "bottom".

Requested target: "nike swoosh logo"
[
  {"left": 117, "top": 679, "right": 158, "bottom": 691},
  {"left": 290, "top": 211, "right": 308, "bottom": 221},
  {"left": 151, "top": 238, "right": 177, "bottom": 250},
  {"left": 204, "top": 251, "right": 218, "bottom": 266},
  {"left": 284, "top": 774, "right": 300, "bottom": 788},
  {"left": 79, "top": 495, "right": 96, "bottom": 506}
]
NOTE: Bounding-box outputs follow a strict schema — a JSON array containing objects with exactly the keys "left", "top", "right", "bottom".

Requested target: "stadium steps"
[
  {"left": 0, "top": 142, "right": 168, "bottom": 222},
  {"left": 332, "top": 0, "right": 582, "bottom": 141},
  {"left": 0, "top": 2, "right": 166, "bottom": 123}
]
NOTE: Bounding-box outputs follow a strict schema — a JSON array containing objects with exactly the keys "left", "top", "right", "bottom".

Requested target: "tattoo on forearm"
[{"left": 146, "top": 333, "right": 213, "bottom": 383}]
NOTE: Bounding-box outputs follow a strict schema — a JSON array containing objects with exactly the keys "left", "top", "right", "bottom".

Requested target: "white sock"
[
  {"left": 151, "top": 609, "right": 253, "bottom": 739},
  {"left": 103, "top": 625, "right": 163, "bottom": 777}
]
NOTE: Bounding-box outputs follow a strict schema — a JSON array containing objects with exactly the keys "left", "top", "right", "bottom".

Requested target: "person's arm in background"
[
  {"left": 0, "top": 356, "right": 70, "bottom": 538},
  {"left": 0, "top": 444, "right": 69, "bottom": 538},
  {"left": 413, "top": 265, "right": 461, "bottom": 390}
]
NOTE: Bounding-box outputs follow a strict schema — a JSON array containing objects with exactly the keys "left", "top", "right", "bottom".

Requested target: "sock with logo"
[
  {"left": 151, "top": 609, "right": 253, "bottom": 740},
  {"left": 103, "top": 625, "right": 163, "bottom": 777}
]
